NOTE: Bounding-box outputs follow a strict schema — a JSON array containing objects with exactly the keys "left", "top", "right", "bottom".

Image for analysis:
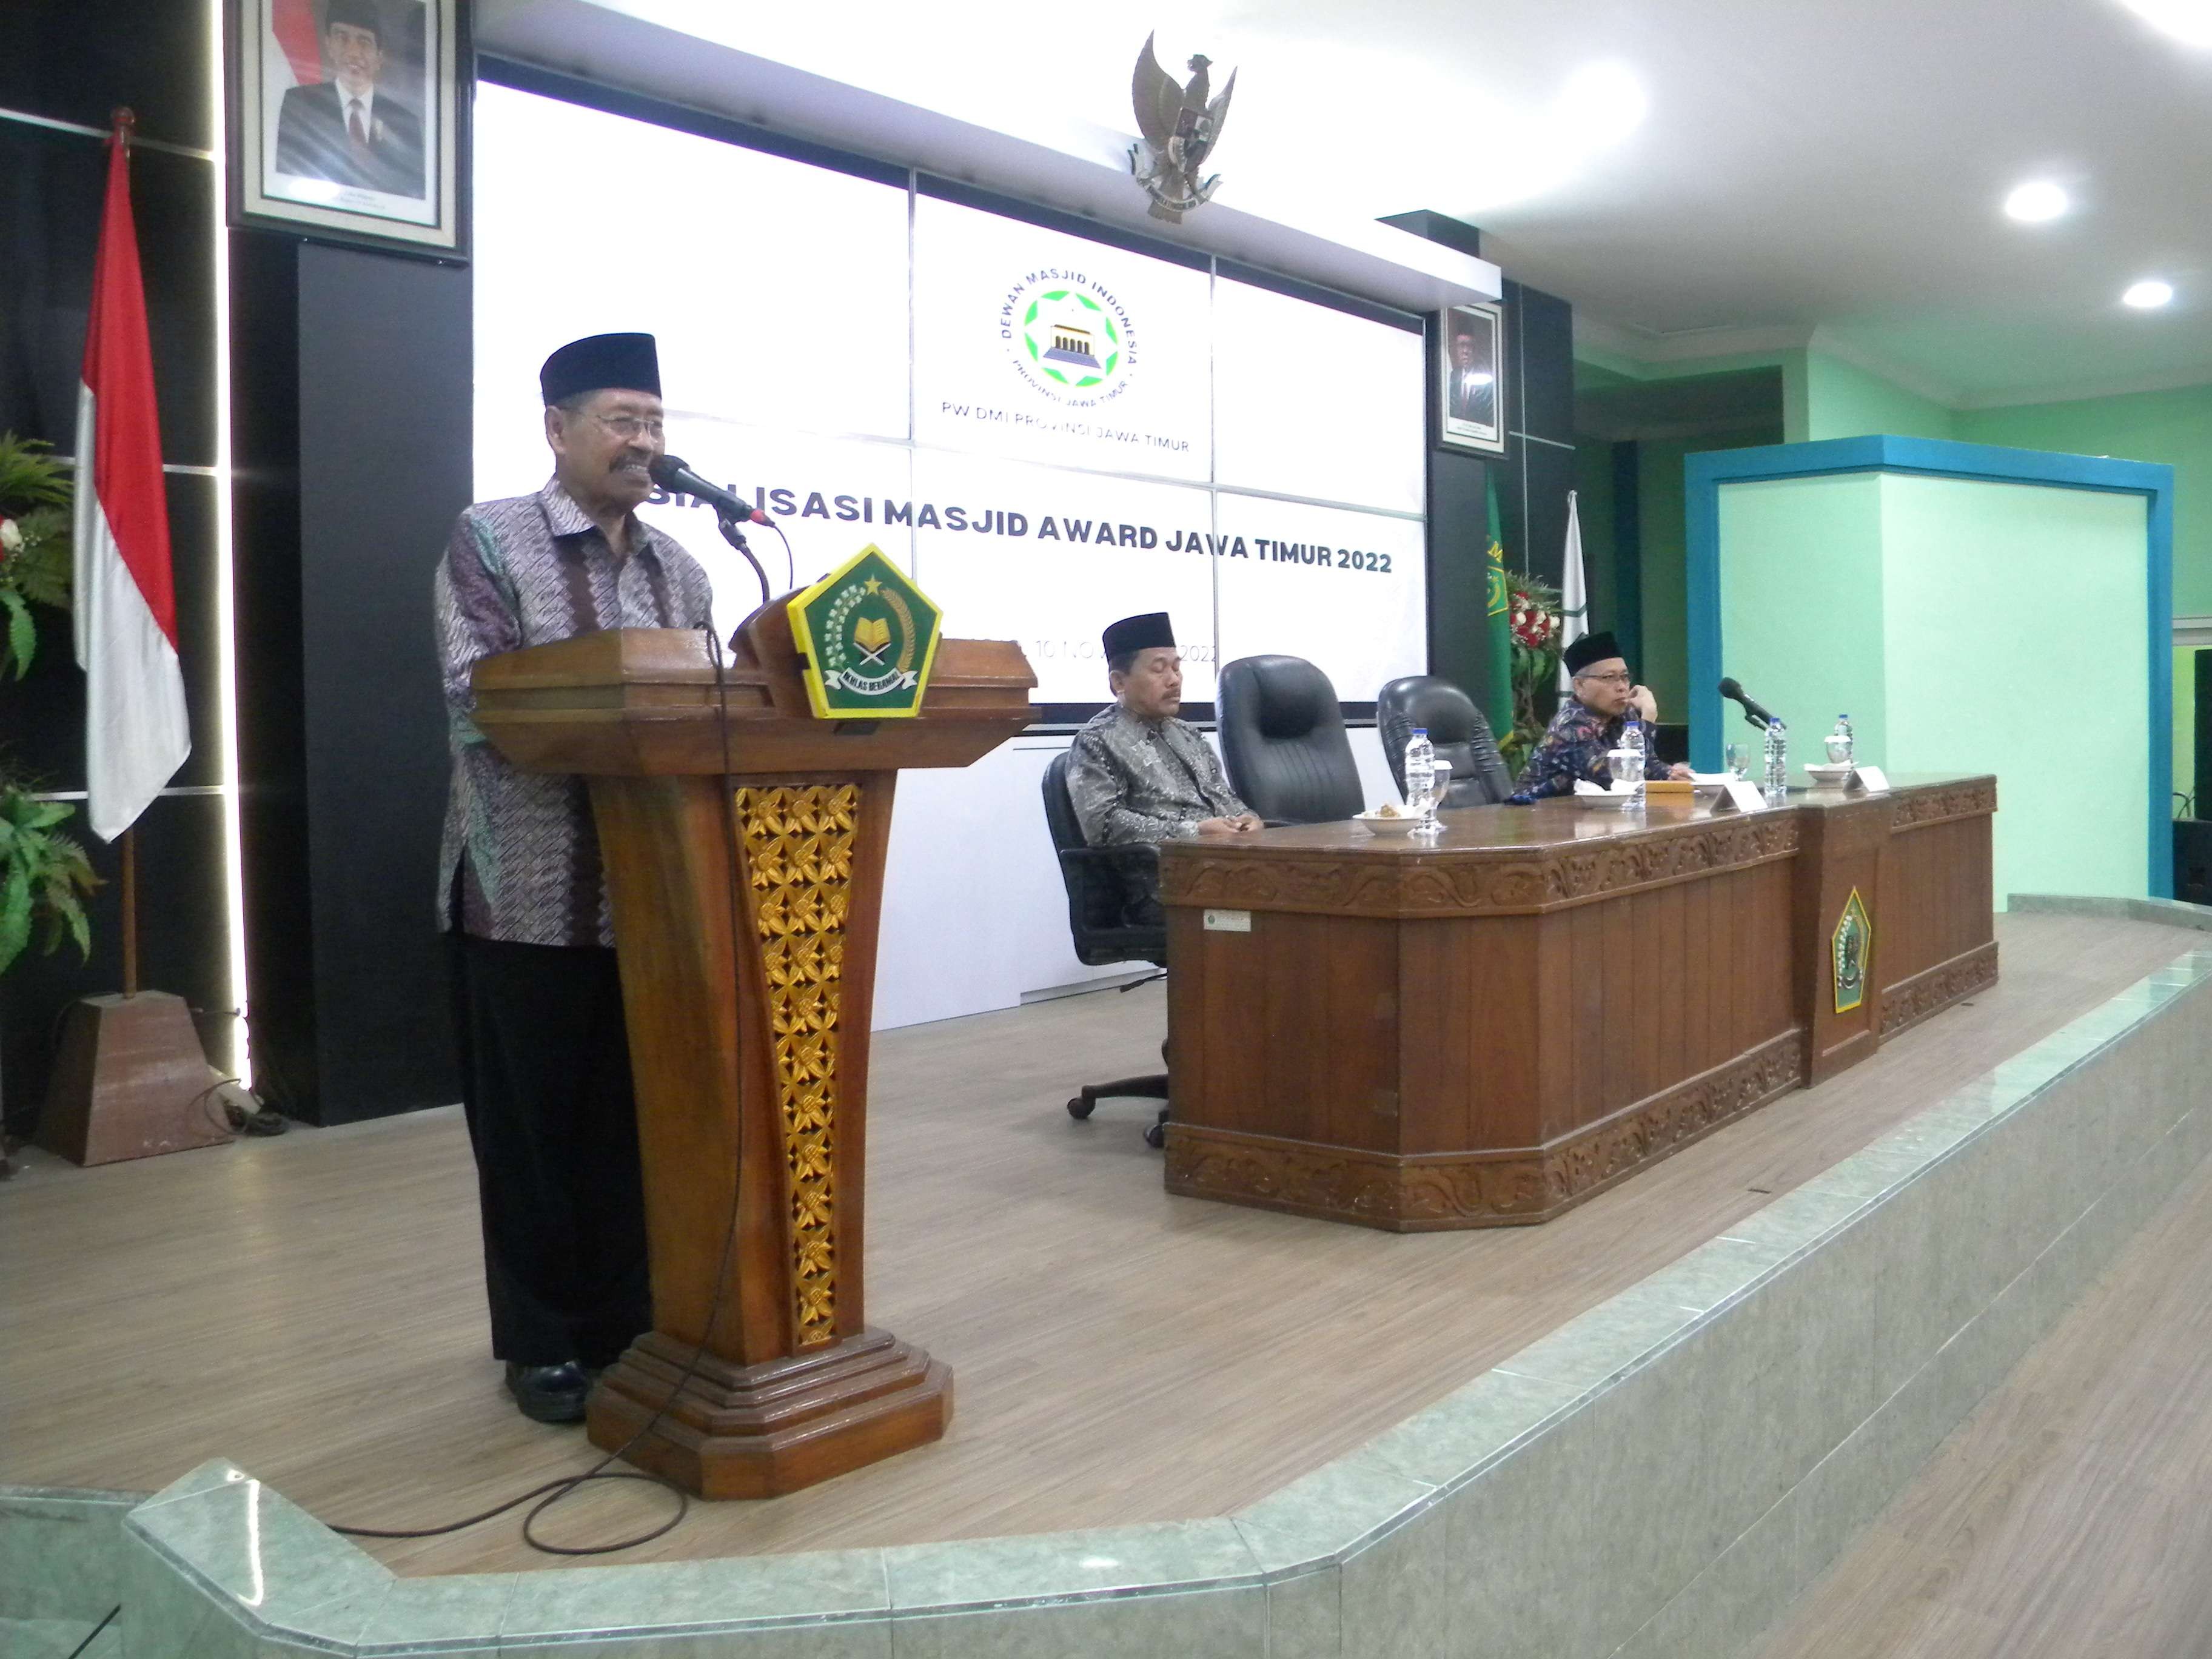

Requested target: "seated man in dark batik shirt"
[
  {"left": 1066, "top": 611, "right": 1259, "bottom": 923},
  {"left": 1509, "top": 630, "right": 1693, "bottom": 803}
]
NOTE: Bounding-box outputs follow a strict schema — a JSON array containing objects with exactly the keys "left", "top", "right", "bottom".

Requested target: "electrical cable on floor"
[
  {"left": 65, "top": 1606, "right": 119, "bottom": 1658},
  {"left": 323, "top": 622, "right": 758, "bottom": 1558}
]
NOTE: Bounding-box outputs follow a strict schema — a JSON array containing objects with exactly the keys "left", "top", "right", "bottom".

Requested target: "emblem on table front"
[
  {"left": 1832, "top": 886, "right": 1872, "bottom": 1015},
  {"left": 1130, "top": 32, "right": 1237, "bottom": 223},
  {"left": 787, "top": 545, "right": 943, "bottom": 720}
]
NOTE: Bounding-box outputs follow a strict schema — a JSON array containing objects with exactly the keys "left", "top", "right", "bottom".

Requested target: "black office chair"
[
  {"left": 1377, "top": 675, "right": 1515, "bottom": 806},
  {"left": 1041, "top": 751, "right": 1173, "bottom": 1148},
  {"left": 1216, "top": 655, "right": 1365, "bottom": 825}
]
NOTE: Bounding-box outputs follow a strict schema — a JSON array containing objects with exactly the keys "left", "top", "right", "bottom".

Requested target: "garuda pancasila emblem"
[{"left": 1129, "top": 32, "right": 1236, "bottom": 224}]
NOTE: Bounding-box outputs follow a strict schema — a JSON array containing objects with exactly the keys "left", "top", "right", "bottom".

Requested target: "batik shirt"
[
  {"left": 1067, "top": 706, "right": 1250, "bottom": 845},
  {"left": 435, "top": 479, "right": 715, "bottom": 947},
  {"left": 1507, "top": 697, "right": 1672, "bottom": 804}
]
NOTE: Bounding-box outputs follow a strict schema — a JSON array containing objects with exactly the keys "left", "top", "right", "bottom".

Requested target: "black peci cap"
[
  {"left": 1102, "top": 612, "right": 1176, "bottom": 660},
  {"left": 1101, "top": 610, "right": 1176, "bottom": 663},
  {"left": 1563, "top": 630, "right": 1623, "bottom": 675},
  {"left": 540, "top": 332, "right": 662, "bottom": 406}
]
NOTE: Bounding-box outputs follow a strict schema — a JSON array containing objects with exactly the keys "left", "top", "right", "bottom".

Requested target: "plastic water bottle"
[
  {"left": 1404, "top": 727, "right": 1436, "bottom": 823},
  {"left": 1763, "top": 718, "right": 1789, "bottom": 801},
  {"left": 1827, "top": 714, "right": 1855, "bottom": 767}
]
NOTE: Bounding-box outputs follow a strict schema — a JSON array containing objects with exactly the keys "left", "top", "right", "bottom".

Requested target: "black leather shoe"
[{"left": 504, "top": 1361, "right": 589, "bottom": 1424}]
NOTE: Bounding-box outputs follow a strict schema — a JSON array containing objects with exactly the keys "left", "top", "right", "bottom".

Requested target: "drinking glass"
[
  {"left": 1724, "top": 742, "right": 1748, "bottom": 779},
  {"left": 1420, "top": 760, "right": 1451, "bottom": 830}
]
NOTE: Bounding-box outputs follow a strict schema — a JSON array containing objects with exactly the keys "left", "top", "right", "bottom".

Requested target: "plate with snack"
[{"left": 1354, "top": 802, "right": 1424, "bottom": 836}]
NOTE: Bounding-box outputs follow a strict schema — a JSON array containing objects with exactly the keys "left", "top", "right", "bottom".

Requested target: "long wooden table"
[{"left": 1158, "top": 774, "right": 1997, "bottom": 1229}]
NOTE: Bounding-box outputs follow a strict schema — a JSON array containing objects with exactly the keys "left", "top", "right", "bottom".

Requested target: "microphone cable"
[
  {"left": 327, "top": 620, "right": 762, "bottom": 1558},
  {"left": 758, "top": 513, "right": 796, "bottom": 594}
]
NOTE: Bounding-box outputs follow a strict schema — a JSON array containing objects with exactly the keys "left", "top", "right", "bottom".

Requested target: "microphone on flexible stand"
[
  {"left": 1717, "top": 677, "right": 1779, "bottom": 731},
  {"left": 649, "top": 452, "right": 771, "bottom": 608}
]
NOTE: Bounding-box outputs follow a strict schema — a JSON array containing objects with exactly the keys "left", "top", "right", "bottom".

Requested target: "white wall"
[{"left": 873, "top": 724, "right": 1398, "bottom": 1029}]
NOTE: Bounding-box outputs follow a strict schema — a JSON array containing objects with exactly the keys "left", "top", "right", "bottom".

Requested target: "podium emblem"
[
  {"left": 788, "top": 545, "right": 943, "bottom": 720},
  {"left": 1832, "top": 887, "right": 1872, "bottom": 1014}
]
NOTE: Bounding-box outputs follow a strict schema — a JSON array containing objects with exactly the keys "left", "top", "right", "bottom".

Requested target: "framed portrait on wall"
[
  {"left": 1437, "top": 300, "right": 1504, "bottom": 454},
  {"left": 229, "top": 0, "right": 468, "bottom": 258}
]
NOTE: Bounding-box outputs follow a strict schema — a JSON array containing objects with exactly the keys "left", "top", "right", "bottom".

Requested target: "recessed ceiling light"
[
  {"left": 2123, "top": 279, "right": 2176, "bottom": 308},
  {"left": 2118, "top": 0, "right": 2212, "bottom": 47},
  {"left": 2003, "top": 181, "right": 2069, "bottom": 223}
]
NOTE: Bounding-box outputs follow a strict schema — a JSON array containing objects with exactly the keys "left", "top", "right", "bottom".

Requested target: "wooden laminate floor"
[
  {"left": 1751, "top": 1116, "right": 2212, "bottom": 1658},
  {"left": 0, "top": 913, "right": 2191, "bottom": 1577}
]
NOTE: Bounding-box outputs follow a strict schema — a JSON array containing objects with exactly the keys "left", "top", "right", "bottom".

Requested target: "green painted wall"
[
  {"left": 1801, "top": 350, "right": 1956, "bottom": 442},
  {"left": 1955, "top": 384, "right": 2212, "bottom": 616},
  {"left": 1717, "top": 470, "right": 2151, "bottom": 902},
  {"left": 1879, "top": 474, "right": 2147, "bottom": 900},
  {"left": 1716, "top": 473, "right": 1889, "bottom": 766},
  {"left": 1638, "top": 423, "right": 1781, "bottom": 717}
]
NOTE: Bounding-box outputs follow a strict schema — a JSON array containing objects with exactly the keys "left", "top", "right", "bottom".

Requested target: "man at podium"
[{"left": 432, "top": 331, "right": 714, "bottom": 1423}]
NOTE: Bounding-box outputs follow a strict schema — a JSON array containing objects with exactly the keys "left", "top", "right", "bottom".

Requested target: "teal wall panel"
[
  {"left": 1715, "top": 473, "right": 1888, "bottom": 764},
  {"left": 1690, "top": 437, "right": 2173, "bottom": 900},
  {"left": 1876, "top": 474, "right": 2148, "bottom": 902}
]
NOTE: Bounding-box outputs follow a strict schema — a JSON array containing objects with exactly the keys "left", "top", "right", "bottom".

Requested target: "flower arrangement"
[
  {"left": 1500, "top": 573, "right": 1564, "bottom": 768},
  {"left": 0, "top": 433, "right": 74, "bottom": 680}
]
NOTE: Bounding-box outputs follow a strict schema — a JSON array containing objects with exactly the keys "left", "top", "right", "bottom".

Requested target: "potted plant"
[
  {"left": 0, "top": 432, "right": 73, "bottom": 679},
  {"left": 0, "top": 435, "right": 80, "bottom": 1174},
  {"left": 0, "top": 767, "right": 100, "bottom": 1176}
]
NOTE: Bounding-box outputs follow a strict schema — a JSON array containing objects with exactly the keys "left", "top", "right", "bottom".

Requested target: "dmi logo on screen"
[{"left": 1000, "top": 270, "right": 1136, "bottom": 406}]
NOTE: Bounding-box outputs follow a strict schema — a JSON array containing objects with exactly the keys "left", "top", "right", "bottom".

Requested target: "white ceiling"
[{"left": 492, "top": 0, "right": 2212, "bottom": 406}]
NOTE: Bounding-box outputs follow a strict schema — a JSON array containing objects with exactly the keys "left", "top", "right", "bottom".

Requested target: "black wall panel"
[
  {"left": 1425, "top": 445, "right": 1495, "bottom": 720},
  {"left": 1517, "top": 441, "right": 1578, "bottom": 593},
  {"left": 1512, "top": 283, "right": 1575, "bottom": 445},
  {"left": 0, "top": 128, "right": 219, "bottom": 464},
  {"left": 288, "top": 243, "right": 467, "bottom": 1121},
  {"left": 232, "top": 239, "right": 466, "bottom": 1125},
  {"left": 0, "top": 1, "right": 216, "bottom": 152}
]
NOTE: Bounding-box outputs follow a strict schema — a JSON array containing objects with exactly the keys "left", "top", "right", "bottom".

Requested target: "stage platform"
[{"left": 7, "top": 903, "right": 2212, "bottom": 1659}]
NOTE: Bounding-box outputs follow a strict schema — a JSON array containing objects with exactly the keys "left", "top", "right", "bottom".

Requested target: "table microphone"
[
  {"left": 649, "top": 454, "right": 772, "bottom": 526},
  {"left": 1718, "top": 677, "right": 1779, "bottom": 729}
]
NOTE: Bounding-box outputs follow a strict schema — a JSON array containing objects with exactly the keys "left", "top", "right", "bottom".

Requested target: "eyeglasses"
[
  {"left": 589, "top": 413, "right": 665, "bottom": 441},
  {"left": 1577, "top": 669, "right": 1634, "bottom": 686}
]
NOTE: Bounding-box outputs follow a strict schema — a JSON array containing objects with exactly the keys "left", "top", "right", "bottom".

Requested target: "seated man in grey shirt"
[{"left": 1066, "top": 612, "right": 1261, "bottom": 922}]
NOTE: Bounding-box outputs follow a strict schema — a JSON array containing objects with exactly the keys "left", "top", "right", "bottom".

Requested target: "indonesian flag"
[{"left": 73, "top": 127, "right": 189, "bottom": 842}]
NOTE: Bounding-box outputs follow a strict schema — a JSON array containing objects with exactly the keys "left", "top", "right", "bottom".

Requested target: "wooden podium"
[{"left": 470, "top": 610, "right": 1034, "bottom": 1498}]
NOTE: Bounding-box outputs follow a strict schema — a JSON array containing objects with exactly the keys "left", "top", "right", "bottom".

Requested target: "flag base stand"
[{"left": 36, "top": 991, "right": 232, "bottom": 1167}]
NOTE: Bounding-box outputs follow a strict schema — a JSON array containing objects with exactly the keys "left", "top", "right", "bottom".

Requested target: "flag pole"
[
  {"left": 112, "top": 109, "right": 138, "bottom": 1005},
  {"left": 121, "top": 828, "right": 139, "bottom": 997}
]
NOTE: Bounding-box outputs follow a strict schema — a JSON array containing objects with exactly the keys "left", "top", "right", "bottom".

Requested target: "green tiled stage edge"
[{"left": 19, "top": 903, "right": 2212, "bottom": 1659}]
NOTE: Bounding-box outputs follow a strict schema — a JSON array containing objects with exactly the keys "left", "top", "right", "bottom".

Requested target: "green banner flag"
[{"left": 1484, "top": 476, "right": 1513, "bottom": 733}]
